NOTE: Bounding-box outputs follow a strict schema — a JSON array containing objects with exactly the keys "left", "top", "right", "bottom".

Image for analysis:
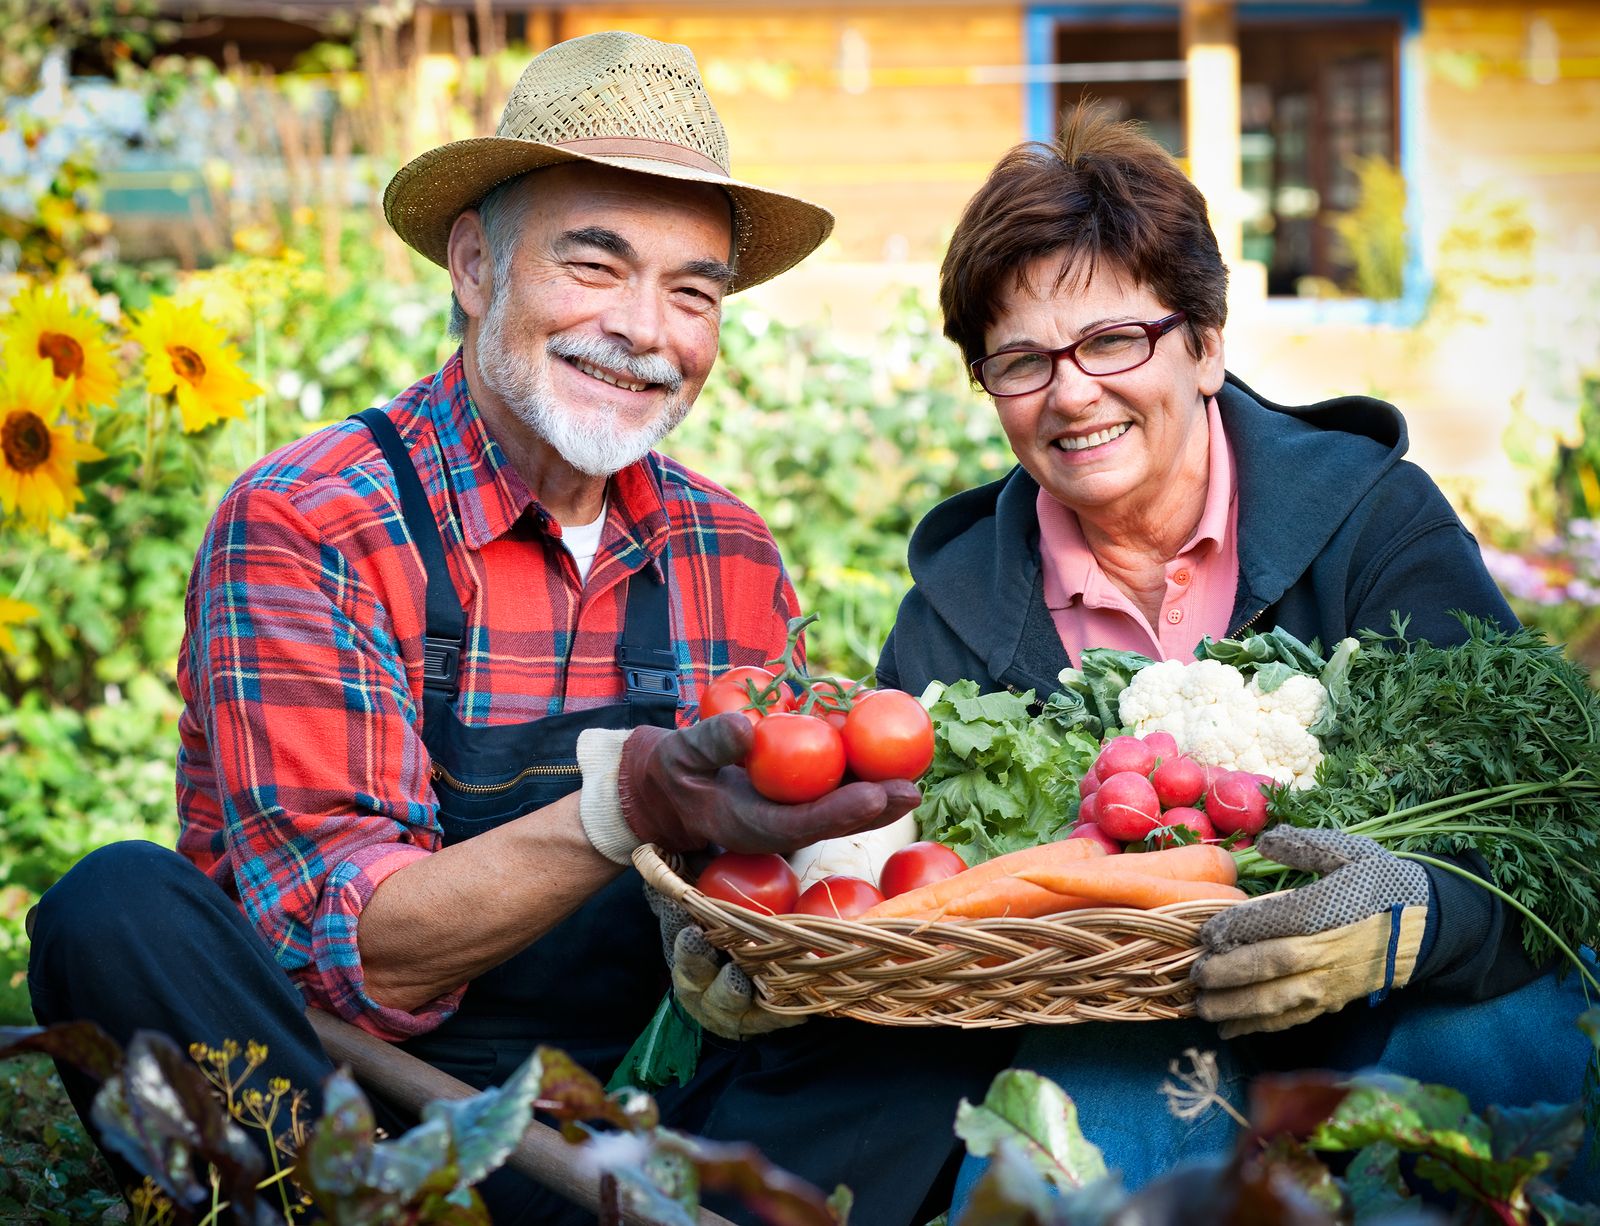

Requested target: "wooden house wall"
[
  {"left": 553, "top": 6, "right": 1026, "bottom": 262},
  {"left": 1420, "top": 3, "right": 1600, "bottom": 255}
]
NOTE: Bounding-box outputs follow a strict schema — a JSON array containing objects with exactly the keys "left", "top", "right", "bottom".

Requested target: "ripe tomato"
[
  {"left": 840, "top": 689, "right": 935, "bottom": 782},
  {"left": 746, "top": 713, "right": 847, "bottom": 804},
  {"left": 878, "top": 841, "right": 967, "bottom": 897},
  {"left": 794, "top": 875, "right": 885, "bottom": 918},
  {"left": 699, "top": 666, "right": 792, "bottom": 724},
  {"left": 696, "top": 852, "right": 799, "bottom": 916},
  {"left": 811, "top": 678, "right": 864, "bottom": 732}
]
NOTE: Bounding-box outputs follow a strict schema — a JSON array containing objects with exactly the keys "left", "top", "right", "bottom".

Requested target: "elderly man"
[{"left": 29, "top": 32, "right": 1009, "bottom": 1225}]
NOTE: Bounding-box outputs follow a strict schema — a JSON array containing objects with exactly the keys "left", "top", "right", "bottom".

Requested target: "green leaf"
[
  {"left": 608, "top": 993, "right": 703, "bottom": 1092},
  {"left": 954, "top": 1139, "right": 1071, "bottom": 1226},
  {"left": 1341, "top": 1141, "right": 1411, "bottom": 1220},
  {"left": 1487, "top": 1101, "right": 1585, "bottom": 1180},
  {"left": 954, "top": 1070, "right": 1107, "bottom": 1192},
  {"left": 1529, "top": 1182, "right": 1600, "bottom": 1225},
  {"left": 526, "top": 1046, "right": 658, "bottom": 1141},
  {"left": 423, "top": 1046, "right": 542, "bottom": 1186},
  {"left": 1311, "top": 1073, "right": 1548, "bottom": 1214}
]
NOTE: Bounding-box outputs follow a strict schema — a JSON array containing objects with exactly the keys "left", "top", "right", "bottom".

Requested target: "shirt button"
[
  {"left": 1166, "top": 608, "right": 1184, "bottom": 624},
  {"left": 1173, "top": 569, "right": 1191, "bottom": 585}
]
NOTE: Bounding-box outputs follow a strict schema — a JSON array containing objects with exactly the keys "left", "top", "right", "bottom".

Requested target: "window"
[{"left": 1046, "top": 8, "right": 1405, "bottom": 298}]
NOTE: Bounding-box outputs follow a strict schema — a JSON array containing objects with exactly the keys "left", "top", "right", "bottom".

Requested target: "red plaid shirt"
[{"left": 175, "top": 351, "right": 799, "bottom": 1039}]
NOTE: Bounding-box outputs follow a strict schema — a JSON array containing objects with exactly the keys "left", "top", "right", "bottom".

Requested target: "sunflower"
[
  {"left": 0, "top": 360, "right": 106, "bottom": 528},
  {"left": 0, "top": 596, "right": 38, "bottom": 656},
  {"left": 128, "top": 296, "right": 263, "bottom": 433},
  {"left": 1, "top": 283, "right": 120, "bottom": 417}
]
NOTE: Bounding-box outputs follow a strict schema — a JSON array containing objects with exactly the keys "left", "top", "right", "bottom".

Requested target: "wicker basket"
[{"left": 634, "top": 843, "right": 1241, "bottom": 1028}]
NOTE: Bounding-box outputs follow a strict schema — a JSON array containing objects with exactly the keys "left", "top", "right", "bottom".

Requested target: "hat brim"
[{"left": 384, "top": 136, "right": 834, "bottom": 294}]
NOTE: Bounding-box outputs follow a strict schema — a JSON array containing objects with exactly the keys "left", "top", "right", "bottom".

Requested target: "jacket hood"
[{"left": 904, "top": 372, "right": 1409, "bottom": 687}]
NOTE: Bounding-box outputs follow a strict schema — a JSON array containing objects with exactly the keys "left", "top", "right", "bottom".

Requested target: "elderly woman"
[{"left": 879, "top": 107, "right": 1596, "bottom": 1198}]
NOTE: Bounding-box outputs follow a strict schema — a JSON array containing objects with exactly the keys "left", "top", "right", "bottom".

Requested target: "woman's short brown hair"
[{"left": 940, "top": 103, "right": 1228, "bottom": 373}]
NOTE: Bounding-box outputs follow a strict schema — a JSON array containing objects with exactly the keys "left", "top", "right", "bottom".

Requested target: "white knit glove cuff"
[{"left": 576, "top": 727, "right": 640, "bottom": 866}]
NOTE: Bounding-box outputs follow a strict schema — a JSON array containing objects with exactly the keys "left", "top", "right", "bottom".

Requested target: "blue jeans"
[{"left": 951, "top": 955, "right": 1599, "bottom": 1214}]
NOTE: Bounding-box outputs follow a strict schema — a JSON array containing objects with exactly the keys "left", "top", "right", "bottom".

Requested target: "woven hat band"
[{"left": 556, "top": 136, "right": 727, "bottom": 178}]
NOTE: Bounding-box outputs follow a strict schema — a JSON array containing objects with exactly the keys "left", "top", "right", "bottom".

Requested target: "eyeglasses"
[{"left": 971, "top": 310, "right": 1189, "bottom": 397}]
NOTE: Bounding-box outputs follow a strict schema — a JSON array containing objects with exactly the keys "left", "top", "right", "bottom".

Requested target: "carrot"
[
  {"left": 1011, "top": 865, "right": 1247, "bottom": 909},
  {"left": 910, "top": 879, "right": 1095, "bottom": 921},
  {"left": 1101, "top": 842, "right": 1238, "bottom": 886},
  {"left": 860, "top": 837, "right": 1105, "bottom": 920},
  {"left": 876, "top": 845, "right": 1235, "bottom": 921}
]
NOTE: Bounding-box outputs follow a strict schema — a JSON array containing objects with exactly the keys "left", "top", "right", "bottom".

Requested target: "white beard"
[{"left": 475, "top": 289, "right": 693, "bottom": 478}]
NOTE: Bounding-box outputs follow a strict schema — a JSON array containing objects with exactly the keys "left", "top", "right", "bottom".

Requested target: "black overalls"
[
  {"left": 354, "top": 409, "right": 678, "bottom": 1091},
  {"left": 358, "top": 410, "right": 1025, "bottom": 1225}
]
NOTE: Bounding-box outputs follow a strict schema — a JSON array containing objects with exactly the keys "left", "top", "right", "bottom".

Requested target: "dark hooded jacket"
[{"left": 877, "top": 373, "right": 1539, "bottom": 1068}]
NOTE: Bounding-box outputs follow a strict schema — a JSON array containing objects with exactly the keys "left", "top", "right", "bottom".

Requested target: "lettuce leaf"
[{"left": 913, "top": 681, "right": 1099, "bottom": 866}]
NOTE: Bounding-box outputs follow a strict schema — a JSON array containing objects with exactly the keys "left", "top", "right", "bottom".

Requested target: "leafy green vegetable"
[
  {"left": 953, "top": 1069, "right": 1108, "bottom": 1192},
  {"left": 913, "top": 681, "right": 1099, "bottom": 866},
  {"left": 608, "top": 993, "right": 702, "bottom": 1093},
  {"left": 1052, "top": 648, "right": 1151, "bottom": 739},
  {"left": 1194, "top": 625, "right": 1331, "bottom": 677},
  {"left": 1310, "top": 1072, "right": 1585, "bottom": 1221},
  {"left": 1253, "top": 615, "right": 1600, "bottom": 964}
]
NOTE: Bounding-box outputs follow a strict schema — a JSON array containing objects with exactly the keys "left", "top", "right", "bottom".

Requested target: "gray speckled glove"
[
  {"left": 1192, "top": 827, "right": 1430, "bottom": 1037},
  {"left": 644, "top": 885, "right": 803, "bottom": 1040}
]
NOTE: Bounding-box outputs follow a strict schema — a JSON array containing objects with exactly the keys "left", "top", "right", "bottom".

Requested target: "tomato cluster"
[
  {"left": 695, "top": 840, "right": 967, "bottom": 919},
  {"left": 1071, "top": 733, "right": 1271, "bottom": 854},
  {"left": 698, "top": 665, "right": 935, "bottom": 805}
]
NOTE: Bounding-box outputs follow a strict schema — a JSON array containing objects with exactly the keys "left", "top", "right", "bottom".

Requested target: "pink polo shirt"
[{"left": 1038, "top": 396, "right": 1240, "bottom": 663}]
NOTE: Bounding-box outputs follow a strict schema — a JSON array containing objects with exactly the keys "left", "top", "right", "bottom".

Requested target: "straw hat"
[{"left": 384, "top": 31, "right": 834, "bottom": 293}]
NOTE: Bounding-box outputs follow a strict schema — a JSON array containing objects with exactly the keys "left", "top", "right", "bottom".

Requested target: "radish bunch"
[{"left": 1070, "top": 732, "right": 1270, "bottom": 853}]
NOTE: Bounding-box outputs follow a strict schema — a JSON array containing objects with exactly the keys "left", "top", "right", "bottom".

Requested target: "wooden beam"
[
  {"left": 1182, "top": 0, "right": 1242, "bottom": 267},
  {"left": 307, "top": 1010, "right": 736, "bottom": 1226}
]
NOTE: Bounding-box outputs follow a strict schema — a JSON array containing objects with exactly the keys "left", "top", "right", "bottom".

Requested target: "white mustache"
[{"left": 546, "top": 334, "right": 684, "bottom": 394}]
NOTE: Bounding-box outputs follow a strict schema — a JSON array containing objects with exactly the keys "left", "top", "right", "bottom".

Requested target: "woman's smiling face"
[{"left": 982, "top": 253, "right": 1225, "bottom": 524}]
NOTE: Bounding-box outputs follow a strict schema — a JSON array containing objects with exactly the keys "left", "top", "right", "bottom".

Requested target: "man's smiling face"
[{"left": 473, "top": 161, "right": 734, "bottom": 477}]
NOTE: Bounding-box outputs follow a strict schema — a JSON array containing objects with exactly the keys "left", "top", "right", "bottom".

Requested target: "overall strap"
[
  {"left": 616, "top": 551, "right": 679, "bottom": 722},
  {"left": 353, "top": 408, "right": 465, "bottom": 699}
]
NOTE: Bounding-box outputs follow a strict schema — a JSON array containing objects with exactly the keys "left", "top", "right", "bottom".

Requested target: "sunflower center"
[
  {"left": 38, "top": 331, "right": 85, "bottom": 380},
  {"left": 168, "top": 345, "right": 207, "bottom": 385},
  {"left": 2, "top": 411, "right": 52, "bottom": 474}
]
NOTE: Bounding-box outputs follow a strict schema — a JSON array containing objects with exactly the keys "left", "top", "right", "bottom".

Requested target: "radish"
[
  {"left": 1149, "top": 806, "right": 1215, "bottom": 848},
  {"left": 1094, "top": 771, "right": 1163, "bottom": 841},
  {"left": 1068, "top": 822, "right": 1123, "bottom": 854},
  {"left": 1077, "top": 791, "right": 1101, "bottom": 825},
  {"left": 1095, "top": 735, "right": 1158, "bottom": 779},
  {"left": 1078, "top": 768, "right": 1101, "bottom": 801},
  {"left": 1205, "top": 771, "right": 1270, "bottom": 836},
  {"left": 1141, "top": 730, "right": 1180, "bottom": 760},
  {"left": 1150, "top": 754, "right": 1206, "bottom": 809}
]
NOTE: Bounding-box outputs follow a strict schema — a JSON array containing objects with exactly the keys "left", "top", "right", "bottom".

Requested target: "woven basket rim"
[
  {"left": 633, "top": 842, "right": 1244, "bottom": 1027},
  {"left": 634, "top": 841, "right": 1240, "bottom": 933}
]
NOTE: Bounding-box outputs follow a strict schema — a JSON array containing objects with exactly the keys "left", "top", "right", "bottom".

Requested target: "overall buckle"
[
  {"left": 422, "top": 635, "right": 462, "bottom": 697},
  {"left": 616, "top": 645, "right": 680, "bottom": 704}
]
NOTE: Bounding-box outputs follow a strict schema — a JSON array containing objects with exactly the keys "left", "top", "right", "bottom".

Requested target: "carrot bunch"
[{"left": 859, "top": 838, "right": 1243, "bottom": 922}]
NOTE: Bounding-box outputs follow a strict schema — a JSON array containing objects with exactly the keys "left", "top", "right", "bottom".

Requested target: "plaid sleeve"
[{"left": 184, "top": 476, "right": 463, "bottom": 1038}]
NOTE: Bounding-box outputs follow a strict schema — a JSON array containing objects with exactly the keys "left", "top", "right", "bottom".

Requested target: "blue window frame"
[{"left": 1023, "top": 2, "right": 1426, "bottom": 322}]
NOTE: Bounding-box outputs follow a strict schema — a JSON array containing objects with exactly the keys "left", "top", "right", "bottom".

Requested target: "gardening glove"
[
  {"left": 1192, "top": 827, "right": 1430, "bottom": 1038},
  {"left": 574, "top": 715, "right": 921, "bottom": 864},
  {"left": 645, "top": 884, "right": 803, "bottom": 1040}
]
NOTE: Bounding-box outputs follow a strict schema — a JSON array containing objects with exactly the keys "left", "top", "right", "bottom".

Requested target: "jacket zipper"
[
  {"left": 430, "top": 761, "right": 580, "bottom": 794},
  {"left": 1228, "top": 606, "right": 1268, "bottom": 639}
]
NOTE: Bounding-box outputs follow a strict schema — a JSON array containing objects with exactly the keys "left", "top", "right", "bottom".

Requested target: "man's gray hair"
[{"left": 447, "top": 172, "right": 539, "bottom": 339}]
